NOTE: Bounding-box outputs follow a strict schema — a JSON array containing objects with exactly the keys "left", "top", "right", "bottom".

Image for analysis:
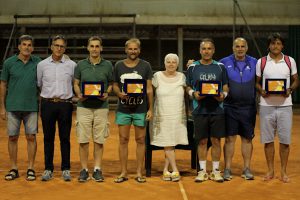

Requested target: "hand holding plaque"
[
  {"left": 82, "top": 81, "right": 104, "bottom": 97},
  {"left": 199, "top": 81, "right": 221, "bottom": 96},
  {"left": 265, "top": 79, "right": 286, "bottom": 94}
]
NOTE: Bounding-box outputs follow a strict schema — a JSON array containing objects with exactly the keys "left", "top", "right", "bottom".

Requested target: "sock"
[
  {"left": 199, "top": 160, "right": 206, "bottom": 172},
  {"left": 94, "top": 166, "right": 101, "bottom": 171},
  {"left": 212, "top": 161, "right": 220, "bottom": 172}
]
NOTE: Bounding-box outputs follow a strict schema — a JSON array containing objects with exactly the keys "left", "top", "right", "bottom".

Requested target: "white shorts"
[{"left": 259, "top": 105, "right": 292, "bottom": 144}]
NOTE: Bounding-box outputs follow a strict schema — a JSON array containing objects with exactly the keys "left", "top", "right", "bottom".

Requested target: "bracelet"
[{"left": 188, "top": 89, "right": 195, "bottom": 97}]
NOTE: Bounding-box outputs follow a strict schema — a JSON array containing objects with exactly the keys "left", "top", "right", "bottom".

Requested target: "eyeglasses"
[{"left": 53, "top": 44, "right": 65, "bottom": 49}]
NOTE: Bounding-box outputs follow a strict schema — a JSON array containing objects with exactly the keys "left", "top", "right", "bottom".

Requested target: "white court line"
[{"left": 178, "top": 180, "right": 189, "bottom": 200}]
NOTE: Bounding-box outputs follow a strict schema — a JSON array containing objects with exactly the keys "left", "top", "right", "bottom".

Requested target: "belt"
[{"left": 42, "top": 97, "right": 73, "bottom": 103}]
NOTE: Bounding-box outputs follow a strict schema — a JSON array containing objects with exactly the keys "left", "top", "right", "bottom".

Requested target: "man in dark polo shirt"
[
  {"left": 0, "top": 35, "right": 41, "bottom": 181},
  {"left": 186, "top": 38, "right": 228, "bottom": 183},
  {"left": 37, "top": 35, "right": 76, "bottom": 181},
  {"left": 73, "top": 36, "right": 113, "bottom": 182}
]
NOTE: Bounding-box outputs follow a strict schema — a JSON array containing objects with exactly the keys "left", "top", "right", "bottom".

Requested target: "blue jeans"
[{"left": 7, "top": 111, "right": 38, "bottom": 136}]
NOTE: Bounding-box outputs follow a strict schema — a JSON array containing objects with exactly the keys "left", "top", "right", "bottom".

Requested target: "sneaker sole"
[
  {"left": 78, "top": 177, "right": 90, "bottom": 182},
  {"left": 92, "top": 177, "right": 104, "bottom": 182},
  {"left": 162, "top": 177, "right": 172, "bottom": 181},
  {"left": 63, "top": 177, "right": 71, "bottom": 182},
  {"left": 241, "top": 175, "right": 254, "bottom": 180},
  {"left": 223, "top": 176, "right": 232, "bottom": 181},
  {"left": 210, "top": 177, "right": 224, "bottom": 183}
]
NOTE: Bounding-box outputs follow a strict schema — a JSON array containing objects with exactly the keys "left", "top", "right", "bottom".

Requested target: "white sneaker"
[
  {"left": 195, "top": 170, "right": 208, "bottom": 183},
  {"left": 210, "top": 170, "right": 224, "bottom": 183},
  {"left": 162, "top": 171, "right": 172, "bottom": 181}
]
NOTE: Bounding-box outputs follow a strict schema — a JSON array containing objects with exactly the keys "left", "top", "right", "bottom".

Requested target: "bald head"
[{"left": 233, "top": 37, "right": 248, "bottom": 60}]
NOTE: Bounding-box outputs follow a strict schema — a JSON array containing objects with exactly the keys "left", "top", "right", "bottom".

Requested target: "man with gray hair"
[
  {"left": 219, "top": 37, "right": 257, "bottom": 181},
  {"left": 37, "top": 35, "right": 76, "bottom": 181},
  {"left": 1, "top": 35, "right": 41, "bottom": 181}
]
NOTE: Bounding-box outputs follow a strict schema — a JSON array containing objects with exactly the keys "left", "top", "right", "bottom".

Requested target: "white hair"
[{"left": 164, "top": 53, "right": 179, "bottom": 65}]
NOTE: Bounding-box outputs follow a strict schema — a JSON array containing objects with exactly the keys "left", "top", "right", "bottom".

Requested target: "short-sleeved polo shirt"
[
  {"left": 0, "top": 54, "right": 41, "bottom": 111},
  {"left": 74, "top": 58, "right": 113, "bottom": 109}
]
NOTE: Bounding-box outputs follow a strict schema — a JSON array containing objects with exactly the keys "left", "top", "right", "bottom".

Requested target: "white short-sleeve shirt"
[{"left": 256, "top": 53, "right": 297, "bottom": 106}]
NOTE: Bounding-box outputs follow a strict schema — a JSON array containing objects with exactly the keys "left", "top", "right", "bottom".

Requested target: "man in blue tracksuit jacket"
[{"left": 219, "top": 37, "right": 257, "bottom": 181}]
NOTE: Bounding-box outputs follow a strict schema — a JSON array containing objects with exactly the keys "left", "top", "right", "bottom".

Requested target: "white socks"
[
  {"left": 94, "top": 167, "right": 101, "bottom": 172},
  {"left": 199, "top": 161, "right": 220, "bottom": 172},
  {"left": 212, "top": 161, "right": 220, "bottom": 172},
  {"left": 199, "top": 160, "right": 206, "bottom": 172}
]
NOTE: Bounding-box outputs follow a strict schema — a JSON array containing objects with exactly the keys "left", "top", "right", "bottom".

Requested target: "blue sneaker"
[
  {"left": 62, "top": 170, "right": 71, "bottom": 181},
  {"left": 78, "top": 169, "right": 89, "bottom": 182},
  {"left": 241, "top": 168, "right": 254, "bottom": 180},
  {"left": 92, "top": 169, "right": 104, "bottom": 182},
  {"left": 41, "top": 170, "right": 53, "bottom": 181}
]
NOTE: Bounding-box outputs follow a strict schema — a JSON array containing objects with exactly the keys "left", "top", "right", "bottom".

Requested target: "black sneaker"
[
  {"left": 78, "top": 169, "right": 89, "bottom": 182},
  {"left": 92, "top": 169, "right": 104, "bottom": 182}
]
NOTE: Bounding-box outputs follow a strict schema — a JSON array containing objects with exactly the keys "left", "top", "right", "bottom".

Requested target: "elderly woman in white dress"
[{"left": 150, "top": 53, "right": 188, "bottom": 181}]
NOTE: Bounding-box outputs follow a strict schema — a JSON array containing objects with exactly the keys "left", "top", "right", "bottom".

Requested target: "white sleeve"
[
  {"left": 290, "top": 57, "right": 297, "bottom": 75},
  {"left": 256, "top": 58, "right": 262, "bottom": 77},
  {"left": 37, "top": 62, "right": 43, "bottom": 88},
  {"left": 152, "top": 72, "right": 159, "bottom": 88},
  {"left": 181, "top": 72, "right": 186, "bottom": 87}
]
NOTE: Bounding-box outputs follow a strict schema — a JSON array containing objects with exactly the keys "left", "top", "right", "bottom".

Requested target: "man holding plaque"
[
  {"left": 256, "top": 33, "right": 299, "bottom": 183},
  {"left": 219, "top": 38, "right": 257, "bottom": 181},
  {"left": 74, "top": 36, "right": 113, "bottom": 182},
  {"left": 113, "top": 38, "right": 153, "bottom": 183},
  {"left": 37, "top": 35, "right": 76, "bottom": 181},
  {"left": 186, "top": 38, "right": 228, "bottom": 183}
]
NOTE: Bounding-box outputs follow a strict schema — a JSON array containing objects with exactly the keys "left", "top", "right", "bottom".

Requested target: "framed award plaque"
[
  {"left": 199, "top": 81, "right": 221, "bottom": 96},
  {"left": 265, "top": 79, "right": 286, "bottom": 94},
  {"left": 123, "top": 79, "right": 146, "bottom": 96},
  {"left": 82, "top": 81, "right": 104, "bottom": 97}
]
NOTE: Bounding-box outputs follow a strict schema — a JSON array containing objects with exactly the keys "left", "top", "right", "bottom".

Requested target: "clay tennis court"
[{"left": 0, "top": 111, "right": 299, "bottom": 200}]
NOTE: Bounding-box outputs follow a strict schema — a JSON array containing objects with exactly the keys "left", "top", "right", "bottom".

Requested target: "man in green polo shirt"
[
  {"left": 73, "top": 36, "right": 113, "bottom": 182},
  {"left": 0, "top": 35, "right": 41, "bottom": 181}
]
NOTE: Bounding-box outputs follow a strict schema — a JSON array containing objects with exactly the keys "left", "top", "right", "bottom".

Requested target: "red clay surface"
[{"left": 0, "top": 112, "right": 299, "bottom": 200}]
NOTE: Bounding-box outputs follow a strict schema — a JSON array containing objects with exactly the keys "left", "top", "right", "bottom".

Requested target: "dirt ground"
[{"left": 0, "top": 111, "right": 299, "bottom": 200}]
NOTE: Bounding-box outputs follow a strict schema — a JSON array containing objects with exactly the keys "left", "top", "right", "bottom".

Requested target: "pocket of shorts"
[
  {"left": 75, "top": 120, "right": 80, "bottom": 137},
  {"left": 104, "top": 122, "right": 110, "bottom": 138}
]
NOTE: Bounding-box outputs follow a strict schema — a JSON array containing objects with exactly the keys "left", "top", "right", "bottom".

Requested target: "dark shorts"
[
  {"left": 193, "top": 114, "right": 225, "bottom": 145},
  {"left": 224, "top": 106, "right": 256, "bottom": 140}
]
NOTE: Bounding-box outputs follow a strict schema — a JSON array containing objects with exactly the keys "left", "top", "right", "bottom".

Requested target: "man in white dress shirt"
[{"left": 37, "top": 35, "right": 76, "bottom": 181}]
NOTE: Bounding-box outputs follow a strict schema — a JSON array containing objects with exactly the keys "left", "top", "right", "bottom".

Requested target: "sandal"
[
  {"left": 114, "top": 176, "right": 128, "bottom": 183},
  {"left": 5, "top": 169, "right": 19, "bottom": 181},
  {"left": 26, "top": 169, "right": 36, "bottom": 181},
  {"left": 134, "top": 176, "right": 146, "bottom": 183}
]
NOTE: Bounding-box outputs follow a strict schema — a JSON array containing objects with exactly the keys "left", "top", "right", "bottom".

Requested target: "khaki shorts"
[{"left": 76, "top": 107, "right": 109, "bottom": 144}]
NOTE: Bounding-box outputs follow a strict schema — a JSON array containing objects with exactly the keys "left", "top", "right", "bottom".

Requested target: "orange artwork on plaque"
[
  {"left": 201, "top": 83, "right": 219, "bottom": 94},
  {"left": 84, "top": 84, "right": 101, "bottom": 96},
  {"left": 268, "top": 80, "right": 285, "bottom": 91},
  {"left": 127, "top": 83, "right": 144, "bottom": 94}
]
